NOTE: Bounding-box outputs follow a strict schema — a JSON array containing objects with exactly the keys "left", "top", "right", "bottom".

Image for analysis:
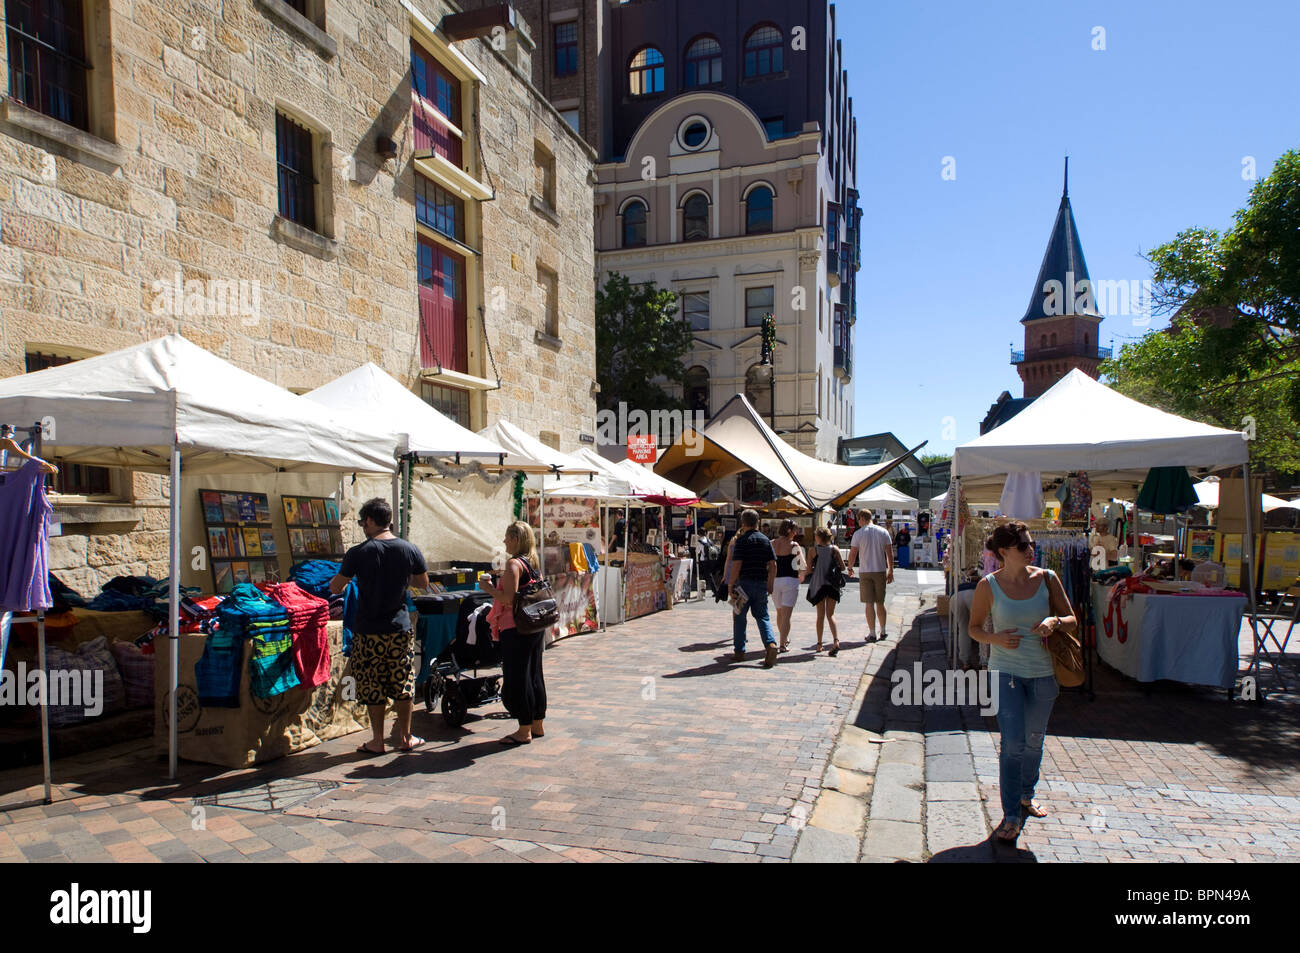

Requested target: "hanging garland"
[
  {"left": 416, "top": 456, "right": 517, "bottom": 484},
  {"left": 513, "top": 470, "right": 526, "bottom": 520}
]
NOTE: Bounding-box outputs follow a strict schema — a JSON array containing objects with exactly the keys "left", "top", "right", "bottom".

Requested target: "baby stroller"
[{"left": 417, "top": 591, "right": 503, "bottom": 727}]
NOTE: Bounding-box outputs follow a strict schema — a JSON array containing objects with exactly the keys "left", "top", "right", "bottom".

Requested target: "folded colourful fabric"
[
  {"left": 265, "top": 581, "right": 331, "bottom": 689},
  {"left": 582, "top": 543, "right": 600, "bottom": 573}
]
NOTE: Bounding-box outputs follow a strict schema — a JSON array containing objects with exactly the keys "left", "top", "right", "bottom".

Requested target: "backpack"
[{"left": 512, "top": 557, "right": 559, "bottom": 635}]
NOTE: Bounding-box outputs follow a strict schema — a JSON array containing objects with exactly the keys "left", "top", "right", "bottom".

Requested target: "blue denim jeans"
[
  {"left": 732, "top": 579, "right": 777, "bottom": 652},
  {"left": 994, "top": 672, "right": 1058, "bottom": 825}
]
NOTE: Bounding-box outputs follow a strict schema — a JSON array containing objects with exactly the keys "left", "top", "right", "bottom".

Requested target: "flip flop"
[
  {"left": 498, "top": 735, "right": 531, "bottom": 747},
  {"left": 399, "top": 736, "right": 426, "bottom": 752},
  {"left": 356, "top": 742, "right": 385, "bottom": 756},
  {"left": 994, "top": 819, "right": 1021, "bottom": 843},
  {"left": 1021, "top": 799, "right": 1047, "bottom": 818},
  {"left": 829, "top": 643, "right": 840, "bottom": 657}
]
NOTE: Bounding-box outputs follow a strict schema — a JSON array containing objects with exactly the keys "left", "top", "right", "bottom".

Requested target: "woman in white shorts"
[{"left": 771, "top": 519, "right": 806, "bottom": 652}]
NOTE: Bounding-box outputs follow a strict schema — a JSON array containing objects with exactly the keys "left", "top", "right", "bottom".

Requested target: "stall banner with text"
[
  {"left": 624, "top": 552, "right": 668, "bottom": 619},
  {"left": 527, "top": 495, "right": 604, "bottom": 553},
  {"left": 550, "top": 571, "right": 599, "bottom": 637}
]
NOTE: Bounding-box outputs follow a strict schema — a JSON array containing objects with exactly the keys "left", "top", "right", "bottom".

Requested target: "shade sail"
[
  {"left": 655, "top": 393, "right": 924, "bottom": 511},
  {"left": 1194, "top": 481, "right": 1294, "bottom": 513},
  {"left": 477, "top": 419, "right": 597, "bottom": 475},
  {"left": 849, "top": 482, "right": 919, "bottom": 510},
  {"left": 953, "top": 370, "right": 1248, "bottom": 484},
  {"left": 0, "top": 334, "right": 397, "bottom": 473},
  {"left": 306, "top": 363, "right": 507, "bottom": 460}
]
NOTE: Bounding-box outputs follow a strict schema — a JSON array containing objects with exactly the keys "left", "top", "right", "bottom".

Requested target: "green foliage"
[
  {"left": 1103, "top": 149, "right": 1300, "bottom": 471},
  {"left": 595, "top": 273, "right": 693, "bottom": 413}
]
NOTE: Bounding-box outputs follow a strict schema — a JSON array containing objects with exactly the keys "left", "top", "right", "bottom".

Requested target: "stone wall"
[{"left": 0, "top": 0, "right": 596, "bottom": 592}]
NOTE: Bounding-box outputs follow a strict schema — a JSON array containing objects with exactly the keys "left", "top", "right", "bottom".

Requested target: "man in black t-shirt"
[
  {"left": 726, "top": 509, "right": 779, "bottom": 668},
  {"left": 329, "top": 498, "right": 428, "bottom": 756}
]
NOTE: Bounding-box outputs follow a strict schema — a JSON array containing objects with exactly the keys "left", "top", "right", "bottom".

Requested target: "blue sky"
[{"left": 840, "top": 0, "right": 1299, "bottom": 456}]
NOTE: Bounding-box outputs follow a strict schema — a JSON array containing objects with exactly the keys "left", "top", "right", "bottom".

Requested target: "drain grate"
[{"left": 193, "top": 778, "right": 338, "bottom": 814}]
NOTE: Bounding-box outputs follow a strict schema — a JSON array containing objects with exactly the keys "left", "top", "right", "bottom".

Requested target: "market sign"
[{"left": 627, "top": 434, "right": 656, "bottom": 463}]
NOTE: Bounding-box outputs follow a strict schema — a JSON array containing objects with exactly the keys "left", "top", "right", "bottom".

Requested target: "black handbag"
[{"left": 512, "top": 558, "right": 559, "bottom": 635}]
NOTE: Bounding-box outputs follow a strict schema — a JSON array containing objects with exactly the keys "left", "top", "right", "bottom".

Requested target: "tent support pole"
[
  {"left": 949, "top": 477, "right": 961, "bottom": 668},
  {"left": 168, "top": 444, "right": 180, "bottom": 780},
  {"left": 392, "top": 466, "right": 401, "bottom": 536},
  {"left": 1242, "top": 461, "right": 1260, "bottom": 694},
  {"left": 539, "top": 483, "right": 546, "bottom": 577},
  {"left": 35, "top": 610, "right": 51, "bottom": 803}
]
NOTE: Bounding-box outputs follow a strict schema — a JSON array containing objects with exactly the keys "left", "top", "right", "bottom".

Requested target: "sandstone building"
[{"left": 0, "top": 0, "right": 597, "bottom": 592}]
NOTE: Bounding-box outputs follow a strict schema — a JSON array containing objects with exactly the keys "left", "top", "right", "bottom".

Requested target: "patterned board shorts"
[{"left": 351, "top": 630, "right": 416, "bottom": 705}]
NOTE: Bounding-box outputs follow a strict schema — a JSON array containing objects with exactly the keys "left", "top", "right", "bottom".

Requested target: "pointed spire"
[{"left": 1022, "top": 160, "right": 1101, "bottom": 322}]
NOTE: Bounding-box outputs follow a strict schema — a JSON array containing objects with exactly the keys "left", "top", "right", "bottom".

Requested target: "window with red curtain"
[
  {"left": 410, "top": 41, "right": 463, "bottom": 166},
  {"left": 417, "top": 237, "right": 467, "bottom": 373}
]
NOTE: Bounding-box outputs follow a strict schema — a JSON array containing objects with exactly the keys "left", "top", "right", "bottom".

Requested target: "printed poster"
[
  {"left": 527, "top": 496, "right": 604, "bottom": 552},
  {"left": 624, "top": 552, "right": 667, "bottom": 620},
  {"left": 550, "top": 572, "right": 599, "bottom": 637},
  {"left": 1262, "top": 532, "right": 1300, "bottom": 591}
]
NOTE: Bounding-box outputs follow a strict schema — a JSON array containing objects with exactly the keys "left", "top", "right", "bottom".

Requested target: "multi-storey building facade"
[
  {"left": 593, "top": 0, "right": 859, "bottom": 485},
  {"left": 0, "top": 0, "right": 597, "bottom": 591}
]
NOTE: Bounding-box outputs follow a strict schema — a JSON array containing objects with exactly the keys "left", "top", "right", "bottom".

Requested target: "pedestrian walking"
[
  {"left": 478, "top": 521, "right": 549, "bottom": 746},
  {"left": 848, "top": 508, "right": 894, "bottom": 640},
  {"left": 804, "top": 527, "right": 846, "bottom": 655},
  {"left": 967, "top": 521, "right": 1077, "bottom": 843},
  {"left": 770, "top": 519, "right": 806, "bottom": 652},
  {"left": 726, "top": 508, "right": 779, "bottom": 668},
  {"left": 895, "top": 523, "right": 912, "bottom": 569},
  {"left": 329, "top": 498, "right": 429, "bottom": 755}
]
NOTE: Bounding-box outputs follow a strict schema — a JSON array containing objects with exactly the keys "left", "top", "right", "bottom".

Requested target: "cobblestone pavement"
[
  {"left": 796, "top": 579, "right": 1300, "bottom": 863},
  {"left": 0, "top": 588, "right": 885, "bottom": 863}
]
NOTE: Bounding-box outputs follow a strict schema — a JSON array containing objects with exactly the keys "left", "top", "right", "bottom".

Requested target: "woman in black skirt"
[
  {"left": 805, "top": 527, "right": 847, "bottom": 655},
  {"left": 479, "top": 521, "right": 547, "bottom": 746}
]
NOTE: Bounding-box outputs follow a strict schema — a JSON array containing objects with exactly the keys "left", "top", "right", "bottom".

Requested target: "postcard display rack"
[
  {"left": 200, "top": 490, "right": 282, "bottom": 593},
  {"left": 282, "top": 495, "right": 344, "bottom": 562}
]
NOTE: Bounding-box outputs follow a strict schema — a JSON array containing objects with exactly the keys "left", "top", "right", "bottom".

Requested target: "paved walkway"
[
  {"left": 4, "top": 571, "right": 1297, "bottom": 863},
  {"left": 0, "top": 587, "right": 889, "bottom": 863},
  {"left": 796, "top": 585, "right": 1300, "bottom": 862}
]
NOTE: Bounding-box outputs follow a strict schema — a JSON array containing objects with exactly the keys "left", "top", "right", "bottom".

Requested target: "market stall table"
[{"left": 1091, "top": 583, "right": 1247, "bottom": 690}]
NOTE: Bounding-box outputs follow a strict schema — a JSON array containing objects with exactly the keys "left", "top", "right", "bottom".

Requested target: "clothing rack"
[
  {"left": 1029, "top": 528, "right": 1095, "bottom": 699},
  {"left": 1, "top": 423, "right": 52, "bottom": 804}
]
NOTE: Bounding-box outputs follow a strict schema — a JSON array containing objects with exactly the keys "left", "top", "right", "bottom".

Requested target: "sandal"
[
  {"left": 498, "top": 735, "right": 531, "bottom": 747},
  {"left": 815, "top": 643, "right": 823, "bottom": 653},
  {"left": 829, "top": 642, "right": 839, "bottom": 657},
  {"left": 399, "top": 735, "right": 426, "bottom": 752},
  {"left": 1021, "top": 799, "right": 1047, "bottom": 818},
  {"left": 355, "top": 741, "right": 385, "bottom": 756},
  {"left": 994, "top": 819, "right": 1021, "bottom": 843}
]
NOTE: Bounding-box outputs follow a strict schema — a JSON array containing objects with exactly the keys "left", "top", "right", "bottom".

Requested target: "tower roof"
[{"left": 1022, "top": 158, "right": 1101, "bottom": 322}]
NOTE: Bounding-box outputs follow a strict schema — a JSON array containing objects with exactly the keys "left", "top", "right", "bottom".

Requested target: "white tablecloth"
[{"left": 1091, "top": 582, "right": 1246, "bottom": 689}]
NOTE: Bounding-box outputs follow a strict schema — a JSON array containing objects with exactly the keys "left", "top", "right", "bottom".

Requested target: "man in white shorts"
[{"left": 848, "top": 508, "right": 894, "bottom": 641}]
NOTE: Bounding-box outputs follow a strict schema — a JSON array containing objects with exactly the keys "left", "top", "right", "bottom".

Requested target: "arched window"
[
  {"left": 622, "top": 199, "right": 647, "bottom": 248},
  {"left": 682, "top": 192, "right": 709, "bottom": 241},
  {"left": 745, "top": 364, "right": 773, "bottom": 417},
  {"left": 744, "top": 24, "right": 783, "bottom": 78},
  {"left": 629, "top": 47, "right": 665, "bottom": 96},
  {"left": 745, "top": 185, "right": 773, "bottom": 235},
  {"left": 1050, "top": 332, "right": 1057, "bottom": 346},
  {"left": 684, "top": 36, "right": 722, "bottom": 88},
  {"left": 685, "top": 366, "right": 710, "bottom": 415},
  {"left": 1040, "top": 334, "right": 1047, "bottom": 348}
]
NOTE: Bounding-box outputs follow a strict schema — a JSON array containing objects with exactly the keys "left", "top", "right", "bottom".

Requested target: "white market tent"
[
  {"left": 0, "top": 335, "right": 400, "bottom": 788},
  {"left": 478, "top": 419, "right": 598, "bottom": 478},
  {"left": 306, "top": 363, "right": 508, "bottom": 461},
  {"left": 950, "top": 369, "right": 1261, "bottom": 678},
  {"left": 656, "top": 394, "right": 925, "bottom": 511},
  {"left": 849, "top": 482, "right": 919, "bottom": 511}
]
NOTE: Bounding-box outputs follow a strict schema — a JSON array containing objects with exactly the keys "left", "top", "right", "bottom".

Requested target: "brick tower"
[{"left": 1014, "top": 159, "right": 1106, "bottom": 399}]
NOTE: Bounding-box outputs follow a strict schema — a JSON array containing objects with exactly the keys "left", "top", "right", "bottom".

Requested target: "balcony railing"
[
  {"left": 834, "top": 344, "right": 852, "bottom": 380},
  {"left": 1011, "top": 344, "right": 1113, "bottom": 364}
]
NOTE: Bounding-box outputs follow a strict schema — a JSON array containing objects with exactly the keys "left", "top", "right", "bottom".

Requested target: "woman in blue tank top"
[{"left": 968, "top": 521, "right": 1077, "bottom": 844}]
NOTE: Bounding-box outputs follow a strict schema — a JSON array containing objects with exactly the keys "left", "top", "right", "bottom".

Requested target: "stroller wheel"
[
  {"left": 423, "top": 673, "right": 444, "bottom": 714},
  {"left": 442, "top": 682, "right": 468, "bottom": 727}
]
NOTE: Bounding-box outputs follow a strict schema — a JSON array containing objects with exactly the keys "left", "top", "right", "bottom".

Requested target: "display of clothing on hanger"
[
  {"left": 999, "top": 471, "right": 1043, "bottom": 521},
  {"left": 0, "top": 458, "right": 54, "bottom": 616}
]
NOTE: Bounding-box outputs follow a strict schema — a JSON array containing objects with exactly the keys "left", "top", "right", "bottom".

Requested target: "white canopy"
[
  {"left": 306, "top": 363, "right": 507, "bottom": 461},
  {"left": 0, "top": 334, "right": 397, "bottom": 473},
  {"left": 952, "top": 370, "right": 1248, "bottom": 495},
  {"left": 849, "top": 482, "right": 919, "bottom": 510},
  {"left": 478, "top": 419, "right": 597, "bottom": 476},
  {"left": 656, "top": 394, "right": 924, "bottom": 510},
  {"left": 1194, "top": 481, "right": 1296, "bottom": 513}
]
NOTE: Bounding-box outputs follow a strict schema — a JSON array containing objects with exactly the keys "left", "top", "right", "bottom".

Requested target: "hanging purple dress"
[{"left": 0, "top": 459, "right": 53, "bottom": 612}]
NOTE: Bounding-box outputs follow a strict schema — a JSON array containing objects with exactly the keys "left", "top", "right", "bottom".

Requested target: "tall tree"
[
  {"left": 595, "top": 272, "right": 693, "bottom": 413},
  {"left": 1102, "top": 149, "right": 1300, "bottom": 472}
]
